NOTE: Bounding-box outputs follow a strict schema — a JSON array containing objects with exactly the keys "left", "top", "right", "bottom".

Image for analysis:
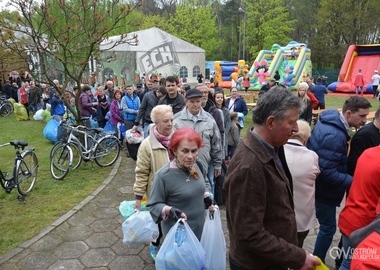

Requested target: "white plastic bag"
[
  {"left": 156, "top": 219, "right": 207, "bottom": 270},
  {"left": 122, "top": 211, "right": 159, "bottom": 245},
  {"left": 33, "top": 109, "right": 44, "bottom": 121},
  {"left": 200, "top": 207, "right": 226, "bottom": 270},
  {"left": 124, "top": 126, "right": 144, "bottom": 145}
]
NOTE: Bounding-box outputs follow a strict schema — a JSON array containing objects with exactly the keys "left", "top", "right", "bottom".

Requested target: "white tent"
[{"left": 98, "top": 27, "right": 205, "bottom": 84}]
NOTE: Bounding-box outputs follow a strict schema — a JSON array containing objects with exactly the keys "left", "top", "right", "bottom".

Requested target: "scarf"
[
  {"left": 154, "top": 126, "right": 172, "bottom": 149},
  {"left": 174, "top": 159, "right": 200, "bottom": 180}
]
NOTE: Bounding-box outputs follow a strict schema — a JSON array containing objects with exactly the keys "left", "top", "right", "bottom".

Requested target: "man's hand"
[
  {"left": 300, "top": 251, "right": 320, "bottom": 270},
  {"left": 214, "top": 168, "right": 221, "bottom": 177}
]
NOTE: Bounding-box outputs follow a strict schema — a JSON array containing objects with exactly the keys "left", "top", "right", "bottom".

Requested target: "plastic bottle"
[{"left": 174, "top": 223, "right": 187, "bottom": 247}]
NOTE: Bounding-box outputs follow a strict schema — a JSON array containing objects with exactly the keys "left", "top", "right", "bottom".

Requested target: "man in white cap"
[{"left": 372, "top": 70, "right": 380, "bottom": 98}]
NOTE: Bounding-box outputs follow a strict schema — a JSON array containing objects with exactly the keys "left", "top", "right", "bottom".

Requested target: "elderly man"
[
  {"left": 173, "top": 88, "right": 222, "bottom": 184},
  {"left": 224, "top": 86, "right": 320, "bottom": 270},
  {"left": 104, "top": 80, "right": 114, "bottom": 99}
]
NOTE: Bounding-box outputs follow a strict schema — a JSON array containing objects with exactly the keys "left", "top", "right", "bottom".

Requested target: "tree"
[
  {"left": 245, "top": 0, "right": 294, "bottom": 62},
  {"left": 0, "top": 0, "right": 141, "bottom": 121},
  {"left": 167, "top": 4, "right": 219, "bottom": 60},
  {"left": 311, "top": 0, "right": 380, "bottom": 68}
]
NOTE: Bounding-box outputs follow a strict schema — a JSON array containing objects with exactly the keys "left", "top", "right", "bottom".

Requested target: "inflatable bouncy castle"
[
  {"left": 214, "top": 60, "right": 249, "bottom": 89},
  {"left": 247, "top": 41, "right": 312, "bottom": 90},
  {"left": 328, "top": 44, "right": 380, "bottom": 93}
]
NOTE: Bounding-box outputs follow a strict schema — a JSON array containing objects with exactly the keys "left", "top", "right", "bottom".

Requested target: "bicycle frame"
[
  {"left": 66, "top": 126, "right": 100, "bottom": 161},
  {"left": 0, "top": 143, "right": 23, "bottom": 191}
]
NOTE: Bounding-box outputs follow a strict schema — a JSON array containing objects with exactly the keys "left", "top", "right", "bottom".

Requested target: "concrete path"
[{"left": 0, "top": 153, "right": 340, "bottom": 269}]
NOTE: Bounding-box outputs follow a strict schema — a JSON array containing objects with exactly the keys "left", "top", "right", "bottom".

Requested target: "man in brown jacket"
[{"left": 224, "top": 86, "right": 320, "bottom": 270}]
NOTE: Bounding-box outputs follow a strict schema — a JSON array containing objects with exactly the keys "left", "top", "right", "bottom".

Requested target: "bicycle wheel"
[
  {"left": 0, "top": 103, "right": 12, "bottom": 116},
  {"left": 69, "top": 142, "right": 82, "bottom": 170},
  {"left": 94, "top": 136, "right": 120, "bottom": 167},
  {"left": 50, "top": 143, "right": 72, "bottom": 180},
  {"left": 16, "top": 150, "right": 38, "bottom": 196}
]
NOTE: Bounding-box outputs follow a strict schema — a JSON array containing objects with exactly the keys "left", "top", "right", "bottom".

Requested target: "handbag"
[
  {"left": 155, "top": 219, "right": 207, "bottom": 270},
  {"left": 200, "top": 207, "right": 226, "bottom": 270},
  {"left": 122, "top": 211, "right": 159, "bottom": 245}
]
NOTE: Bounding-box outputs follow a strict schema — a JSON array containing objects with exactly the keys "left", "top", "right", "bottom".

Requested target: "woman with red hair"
[{"left": 147, "top": 127, "right": 214, "bottom": 243}]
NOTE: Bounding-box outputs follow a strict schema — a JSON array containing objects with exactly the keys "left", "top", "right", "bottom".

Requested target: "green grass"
[
  {"left": 241, "top": 94, "right": 379, "bottom": 137},
  {"left": 0, "top": 114, "right": 114, "bottom": 256}
]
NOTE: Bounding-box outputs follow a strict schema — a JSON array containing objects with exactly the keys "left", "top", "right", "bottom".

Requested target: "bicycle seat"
[{"left": 10, "top": 140, "right": 28, "bottom": 148}]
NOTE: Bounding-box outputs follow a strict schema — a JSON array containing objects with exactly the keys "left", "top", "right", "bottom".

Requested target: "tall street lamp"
[{"left": 239, "top": 7, "right": 246, "bottom": 60}]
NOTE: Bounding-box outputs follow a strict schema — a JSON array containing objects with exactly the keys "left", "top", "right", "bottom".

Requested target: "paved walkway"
[{"left": 0, "top": 153, "right": 340, "bottom": 269}]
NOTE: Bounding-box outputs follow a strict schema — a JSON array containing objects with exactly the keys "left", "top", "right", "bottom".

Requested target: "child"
[
  {"left": 227, "top": 112, "right": 240, "bottom": 159},
  {"left": 67, "top": 97, "right": 77, "bottom": 125}
]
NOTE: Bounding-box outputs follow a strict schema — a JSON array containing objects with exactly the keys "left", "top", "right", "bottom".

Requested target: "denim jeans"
[
  {"left": 143, "top": 123, "right": 151, "bottom": 139},
  {"left": 313, "top": 200, "right": 337, "bottom": 262},
  {"left": 207, "top": 165, "right": 215, "bottom": 197},
  {"left": 339, "top": 234, "right": 352, "bottom": 270}
]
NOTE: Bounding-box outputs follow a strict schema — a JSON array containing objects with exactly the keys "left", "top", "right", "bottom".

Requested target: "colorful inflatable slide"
[
  {"left": 213, "top": 60, "right": 249, "bottom": 89},
  {"left": 247, "top": 41, "right": 312, "bottom": 90},
  {"left": 328, "top": 44, "right": 380, "bottom": 93}
]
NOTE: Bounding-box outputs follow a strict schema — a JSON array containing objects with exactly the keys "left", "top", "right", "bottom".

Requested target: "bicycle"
[
  {"left": 0, "top": 96, "right": 14, "bottom": 117},
  {"left": 50, "top": 123, "right": 121, "bottom": 180},
  {"left": 0, "top": 140, "right": 38, "bottom": 200}
]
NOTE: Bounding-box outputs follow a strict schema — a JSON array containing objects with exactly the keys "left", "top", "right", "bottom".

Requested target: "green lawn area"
[{"left": 0, "top": 114, "right": 114, "bottom": 256}]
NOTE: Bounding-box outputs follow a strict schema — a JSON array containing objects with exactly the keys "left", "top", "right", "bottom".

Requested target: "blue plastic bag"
[
  {"left": 90, "top": 116, "right": 99, "bottom": 128},
  {"left": 156, "top": 219, "right": 207, "bottom": 270},
  {"left": 43, "top": 118, "right": 60, "bottom": 142},
  {"left": 103, "top": 120, "right": 115, "bottom": 134}
]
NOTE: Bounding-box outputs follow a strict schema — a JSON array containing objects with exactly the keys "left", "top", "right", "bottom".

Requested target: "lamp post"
[{"left": 238, "top": 7, "right": 246, "bottom": 60}]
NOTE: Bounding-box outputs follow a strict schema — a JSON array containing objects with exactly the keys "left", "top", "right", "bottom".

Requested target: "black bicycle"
[
  {"left": 0, "top": 96, "right": 14, "bottom": 116},
  {"left": 0, "top": 140, "right": 38, "bottom": 200}
]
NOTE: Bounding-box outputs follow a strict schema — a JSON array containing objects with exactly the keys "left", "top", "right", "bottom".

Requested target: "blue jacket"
[
  {"left": 311, "top": 83, "right": 328, "bottom": 104},
  {"left": 121, "top": 94, "right": 140, "bottom": 121},
  {"left": 307, "top": 109, "right": 352, "bottom": 206},
  {"left": 225, "top": 96, "right": 248, "bottom": 116}
]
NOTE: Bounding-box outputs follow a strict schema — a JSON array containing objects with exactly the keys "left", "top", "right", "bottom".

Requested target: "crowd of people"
[{"left": 3, "top": 69, "right": 380, "bottom": 269}]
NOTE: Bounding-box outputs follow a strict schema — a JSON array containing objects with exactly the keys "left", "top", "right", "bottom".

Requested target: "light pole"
[{"left": 239, "top": 7, "right": 246, "bottom": 60}]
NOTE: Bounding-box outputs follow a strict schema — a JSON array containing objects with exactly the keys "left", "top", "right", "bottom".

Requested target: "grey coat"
[
  {"left": 147, "top": 163, "right": 209, "bottom": 240},
  {"left": 173, "top": 108, "right": 222, "bottom": 172}
]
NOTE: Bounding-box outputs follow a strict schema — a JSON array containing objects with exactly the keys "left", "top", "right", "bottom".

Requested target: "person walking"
[
  {"left": 307, "top": 96, "right": 371, "bottom": 262},
  {"left": 224, "top": 86, "right": 320, "bottom": 270},
  {"left": 372, "top": 70, "right": 380, "bottom": 98}
]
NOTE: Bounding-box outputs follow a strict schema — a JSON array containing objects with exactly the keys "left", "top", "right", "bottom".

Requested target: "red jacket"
[
  {"left": 18, "top": 87, "right": 28, "bottom": 105},
  {"left": 354, "top": 73, "right": 365, "bottom": 87},
  {"left": 307, "top": 91, "right": 318, "bottom": 109},
  {"left": 338, "top": 146, "right": 380, "bottom": 237}
]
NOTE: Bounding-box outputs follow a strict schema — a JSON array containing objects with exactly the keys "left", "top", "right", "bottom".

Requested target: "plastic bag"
[
  {"left": 33, "top": 109, "right": 44, "bottom": 121},
  {"left": 124, "top": 126, "right": 144, "bottom": 145},
  {"left": 200, "top": 207, "right": 226, "bottom": 270},
  {"left": 90, "top": 115, "right": 99, "bottom": 128},
  {"left": 156, "top": 219, "right": 207, "bottom": 270},
  {"left": 43, "top": 118, "right": 60, "bottom": 143},
  {"left": 103, "top": 120, "right": 115, "bottom": 134},
  {"left": 122, "top": 211, "right": 159, "bottom": 245},
  {"left": 14, "top": 103, "right": 28, "bottom": 121},
  {"left": 119, "top": 200, "right": 148, "bottom": 220},
  {"left": 42, "top": 109, "right": 51, "bottom": 122}
]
